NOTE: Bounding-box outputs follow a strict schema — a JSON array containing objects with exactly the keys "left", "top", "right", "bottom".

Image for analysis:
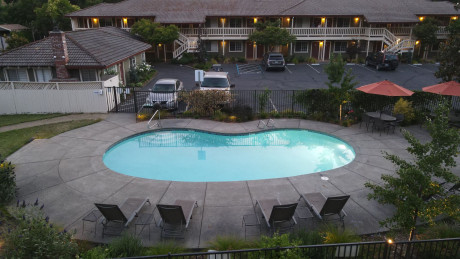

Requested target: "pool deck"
[{"left": 8, "top": 114, "right": 457, "bottom": 247}]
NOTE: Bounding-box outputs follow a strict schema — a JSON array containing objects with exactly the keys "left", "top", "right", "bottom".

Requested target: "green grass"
[
  {"left": 0, "top": 114, "right": 69, "bottom": 127},
  {"left": 0, "top": 119, "right": 101, "bottom": 157}
]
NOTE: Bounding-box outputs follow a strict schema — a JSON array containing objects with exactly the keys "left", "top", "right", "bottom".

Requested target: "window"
[
  {"left": 336, "top": 18, "right": 350, "bottom": 27},
  {"left": 205, "top": 41, "right": 218, "bottom": 52},
  {"left": 77, "top": 18, "right": 87, "bottom": 28},
  {"left": 141, "top": 53, "right": 146, "bottom": 63},
  {"left": 35, "top": 68, "right": 53, "bottom": 82},
  {"left": 6, "top": 68, "right": 28, "bottom": 81},
  {"left": 80, "top": 69, "right": 97, "bottom": 81},
  {"left": 0, "top": 69, "right": 5, "bottom": 81},
  {"left": 229, "top": 41, "right": 243, "bottom": 52},
  {"left": 130, "top": 57, "right": 136, "bottom": 69},
  {"left": 229, "top": 18, "right": 242, "bottom": 28},
  {"left": 334, "top": 41, "right": 348, "bottom": 52},
  {"left": 294, "top": 18, "right": 303, "bottom": 28},
  {"left": 295, "top": 41, "right": 309, "bottom": 53},
  {"left": 100, "top": 18, "right": 113, "bottom": 27}
]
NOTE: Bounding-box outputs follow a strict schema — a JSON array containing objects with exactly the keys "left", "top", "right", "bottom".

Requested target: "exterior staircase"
[
  {"left": 382, "top": 28, "right": 415, "bottom": 53},
  {"left": 173, "top": 32, "right": 198, "bottom": 59}
]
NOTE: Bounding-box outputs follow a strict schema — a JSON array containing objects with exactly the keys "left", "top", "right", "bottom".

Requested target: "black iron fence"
[
  {"left": 106, "top": 87, "right": 460, "bottom": 118},
  {"left": 123, "top": 238, "right": 459, "bottom": 258}
]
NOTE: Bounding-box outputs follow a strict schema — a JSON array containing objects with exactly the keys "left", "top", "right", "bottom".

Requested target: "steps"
[{"left": 173, "top": 33, "right": 199, "bottom": 59}]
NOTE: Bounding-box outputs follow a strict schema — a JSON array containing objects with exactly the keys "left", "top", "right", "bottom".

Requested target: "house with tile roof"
[
  {"left": 66, "top": 0, "right": 458, "bottom": 61},
  {"left": 0, "top": 24, "right": 28, "bottom": 51},
  {"left": 0, "top": 27, "right": 151, "bottom": 84}
]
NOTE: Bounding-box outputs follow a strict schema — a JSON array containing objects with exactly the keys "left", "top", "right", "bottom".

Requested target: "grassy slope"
[{"left": 0, "top": 114, "right": 69, "bottom": 127}]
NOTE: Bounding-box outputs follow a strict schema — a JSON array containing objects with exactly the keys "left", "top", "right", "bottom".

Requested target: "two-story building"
[{"left": 66, "top": 0, "right": 459, "bottom": 61}]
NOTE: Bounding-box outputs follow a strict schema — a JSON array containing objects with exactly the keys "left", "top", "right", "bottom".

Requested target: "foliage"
[
  {"left": 413, "top": 17, "right": 440, "bottom": 47},
  {"left": 435, "top": 20, "right": 460, "bottom": 82},
  {"left": 5, "top": 32, "right": 29, "bottom": 50},
  {"left": 108, "top": 234, "right": 144, "bottom": 258},
  {"left": 128, "top": 62, "right": 155, "bottom": 86},
  {"left": 321, "top": 225, "right": 361, "bottom": 244},
  {"left": 324, "top": 54, "right": 358, "bottom": 119},
  {"left": 80, "top": 246, "right": 109, "bottom": 259},
  {"left": 230, "top": 105, "right": 254, "bottom": 122},
  {"left": 2, "top": 0, "right": 47, "bottom": 38},
  {"left": 346, "top": 42, "right": 363, "bottom": 61},
  {"left": 0, "top": 156, "right": 16, "bottom": 204},
  {"left": 418, "top": 221, "right": 460, "bottom": 240},
  {"left": 258, "top": 88, "right": 271, "bottom": 113},
  {"left": 365, "top": 99, "right": 460, "bottom": 240},
  {"left": 212, "top": 110, "right": 229, "bottom": 121},
  {"left": 193, "top": 62, "right": 212, "bottom": 71},
  {"left": 179, "top": 90, "right": 233, "bottom": 116},
  {"left": 289, "top": 229, "right": 324, "bottom": 245},
  {"left": 249, "top": 233, "right": 301, "bottom": 259},
  {"left": 0, "top": 114, "right": 66, "bottom": 127},
  {"left": 34, "top": 0, "right": 80, "bottom": 32},
  {"left": 131, "top": 18, "right": 178, "bottom": 45},
  {"left": 143, "top": 241, "right": 186, "bottom": 255},
  {"left": 4, "top": 200, "right": 79, "bottom": 258},
  {"left": 295, "top": 89, "right": 336, "bottom": 119},
  {"left": 208, "top": 235, "right": 254, "bottom": 250},
  {"left": 306, "top": 57, "right": 317, "bottom": 64},
  {"left": 249, "top": 20, "right": 296, "bottom": 52},
  {"left": 393, "top": 98, "right": 415, "bottom": 125}
]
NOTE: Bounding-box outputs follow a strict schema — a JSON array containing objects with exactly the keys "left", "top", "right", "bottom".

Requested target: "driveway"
[{"left": 145, "top": 63, "right": 442, "bottom": 91}]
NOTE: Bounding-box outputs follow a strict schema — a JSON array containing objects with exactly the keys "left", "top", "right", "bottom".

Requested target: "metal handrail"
[{"left": 147, "top": 109, "right": 161, "bottom": 129}]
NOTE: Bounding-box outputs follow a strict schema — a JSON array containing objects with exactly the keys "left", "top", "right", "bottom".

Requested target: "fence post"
[
  {"left": 254, "top": 90, "right": 257, "bottom": 113},
  {"left": 113, "top": 86, "right": 118, "bottom": 112},
  {"left": 292, "top": 90, "right": 295, "bottom": 112},
  {"left": 383, "top": 242, "right": 389, "bottom": 259},
  {"left": 133, "top": 88, "right": 138, "bottom": 113}
]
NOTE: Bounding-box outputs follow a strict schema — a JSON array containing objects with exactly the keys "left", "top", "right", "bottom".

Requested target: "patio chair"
[
  {"left": 360, "top": 113, "right": 374, "bottom": 131},
  {"left": 156, "top": 199, "right": 198, "bottom": 238},
  {"left": 299, "top": 193, "right": 349, "bottom": 227},
  {"left": 95, "top": 197, "right": 150, "bottom": 238},
  {"left": 388, "top": 114, "right": 404, "bottom": 133},
  {"left": 372, "top": 118, "right": 391, "bottom": 135},
  {"left": 255, "top": 198, "right": 298, "bottom": 234}
]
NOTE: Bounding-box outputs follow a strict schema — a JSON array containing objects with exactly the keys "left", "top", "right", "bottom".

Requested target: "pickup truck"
[{"left": 196, "top": 72, "right": 235, "bottom": 90}]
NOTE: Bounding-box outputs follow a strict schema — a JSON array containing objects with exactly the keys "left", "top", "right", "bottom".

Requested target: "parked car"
[
  {"left": 196, "top": 72, "right": 235, "bottom": 91},
  {"left": 144, "top": 78, "right": 183, "bottom": 109},
  {"left": 262, "top": 52, "right": 285, "bottom": 71},
  {"left": 365, "top": 52, "right": 399, "bottom": 71}
]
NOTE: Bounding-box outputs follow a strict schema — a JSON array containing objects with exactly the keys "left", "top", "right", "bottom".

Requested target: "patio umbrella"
[
  {"left": 422, "top": 81, "right": 460, "bottom": 96},
  {"left": 356, "top": 80, "right": 414, "bottom": 97}
]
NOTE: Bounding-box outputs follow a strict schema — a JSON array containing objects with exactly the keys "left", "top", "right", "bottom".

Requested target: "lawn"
[
  {"left": 0, "top": 119, "right": 101, "bottom": 158},
  {"left": 0, "top": 114, "right": 69, "bottom": 127}
]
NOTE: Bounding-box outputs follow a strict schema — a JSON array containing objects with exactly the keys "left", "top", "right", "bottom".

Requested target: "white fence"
[{"left": 0, "top": 81, "right": 109, "bottom": 114}]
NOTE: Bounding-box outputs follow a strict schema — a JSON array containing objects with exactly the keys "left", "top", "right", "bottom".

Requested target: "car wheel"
[{"left": 376, "top": 64, "right": 381, "bottom": 71}]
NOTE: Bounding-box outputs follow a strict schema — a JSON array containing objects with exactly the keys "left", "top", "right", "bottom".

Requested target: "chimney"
[{"left": 50, "top": 29, "right": 70, "bottom": 79}]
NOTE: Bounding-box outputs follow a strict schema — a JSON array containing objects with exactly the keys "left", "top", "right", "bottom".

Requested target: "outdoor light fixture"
[
  {"left": 123, "top": 18, "right": 128, "bottom": 25},
  {"left": 415, "top": 40, "right": 420, "bottom": 45},
  {"left": 158, "top": 43, "right": 162, "bottom": 47},
  {"left": 319, "top": 41, "right": 324, "bottom": 47},
  {"left": 452, "top": 16, "right": 458, "bottom": 20},
  {"left": 254, "top": 18, "right": 258, "bottom": 23},
  {"left": 321, "top": 17, "right": 326, "bottom": 24},
  {"left": 354, "top": 17, "right": 360, "bottom": 23},
  {"left": 287, "top": 17, "right": 290, "bottom": 22},
  {"left": 222, "top": 40, "right": 226, "bottom": 46},
  {"left": 92, "top": 18, "right": 98, "bottom": 24},
  {"left": 419, "top": 16, "right": 425, "bottom": 21},
  {"left": 387, "top": 239, "right": 394, "bottom": 244}
]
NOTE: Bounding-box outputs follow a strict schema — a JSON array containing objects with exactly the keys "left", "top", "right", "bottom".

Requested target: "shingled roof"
[
  {"left": 0, "top": 24, "right": 28, "bottom": 32},
  {"left": 0, "top": 27, "right": 151, "bottom": 68},
  {"left": 66, "top": 0, "right": 459, "bottom": 23}
]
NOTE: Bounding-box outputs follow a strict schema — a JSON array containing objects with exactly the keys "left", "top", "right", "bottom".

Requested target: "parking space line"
[
  {"left": 409, "top": 64, "right": 436, "bottom": 73},
  {"left": 358, "top": 64, "right": 376, "bottom": 73},
  {"left": 285, "top": 66, "right": 293, "bottom": 74},
  {"left": 307, "top": 64, "right": 320, "bottom": 74}
]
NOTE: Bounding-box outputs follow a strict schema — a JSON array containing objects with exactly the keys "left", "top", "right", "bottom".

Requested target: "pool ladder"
[
  {"left": 148, "top": 110, "right": 161, "bottom": 129},
  {"left": 257, "top": 118, "right": 275, "bottom": 129}
]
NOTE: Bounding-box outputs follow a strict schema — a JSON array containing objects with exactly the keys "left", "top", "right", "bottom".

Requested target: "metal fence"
[
  {"left": 122, "top": 238, "right": 459, "bottom": 259},
  {"left": 105, "top": 87, "right": 460, "bottom": 117}
]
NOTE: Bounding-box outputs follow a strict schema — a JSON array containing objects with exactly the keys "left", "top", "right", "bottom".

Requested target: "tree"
[
  {"left": 248, "top": 20, "right": 296, "bottom": 52},
  {"left": 323, "top": 54, "right": 357, "bottom": 120},
  {"left": 365, "top": 99, "right": 460, "bottom": 241},
  {"left": 151, "top": 25, "right": 179, "bottom": 62},
  {"left": 435, "top": 20, "right": 460, "bottom": 82},
  {"left": 413, "top": 17, "right": 440, "bottom": 59},
  {"left": 5, "top": 32, "right": 30, "bottom": 50},
  {"left": 34, "top": 0, "right": 80, "bottom": 33}
]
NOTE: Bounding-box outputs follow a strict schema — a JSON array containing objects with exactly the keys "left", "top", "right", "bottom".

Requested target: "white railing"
[
  {"left": 386, "top": 39, "right": 416, "bottom": 53},
  {"left": 148, "top": 109, "right": 161, "bottom": 129},
  {"left": 436, "top": 26, "right": 449, "bottom": 35},
  {"left": 173, "top": 42, "right": 188, "bottom": 58},
  {"left": 177, "top": 32, "right": 189, "bottom": 44},
  {"left": 388, "top": 27, "right": 412, "bottom": 36}
]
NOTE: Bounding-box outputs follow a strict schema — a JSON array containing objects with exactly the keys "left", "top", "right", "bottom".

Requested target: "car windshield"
[
  {"left": 152, "top": 83, "right": 175, "bottom": 92},
  {"left": 385, "top": 55, "right": 398, "bottom": 61},
  {"left": 269, "top": 55, "right": 284, "bottom": 60},
  {"left": 201, "top": 78, "right": 229, "bottom": 88}
]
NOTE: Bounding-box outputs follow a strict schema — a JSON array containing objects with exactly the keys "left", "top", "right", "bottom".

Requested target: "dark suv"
[
  {"left": 365, "top": 52, "right": 399, "bottom": 71},
  {"left": 262, "top": 52, "right": 285, "bottom": 71}
]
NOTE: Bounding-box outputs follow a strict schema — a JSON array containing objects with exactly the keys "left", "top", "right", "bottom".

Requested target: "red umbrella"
[
  {"left": 422, "top": 81, "right": 460, "bottom": 96},
  {"left": 357, "top": 80, "right": 414, "bottom": 96}
]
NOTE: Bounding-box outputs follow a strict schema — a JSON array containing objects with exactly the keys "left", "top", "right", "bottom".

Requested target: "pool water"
[{"left": 103, "top": 129, "right": 355, "bottom": 182}]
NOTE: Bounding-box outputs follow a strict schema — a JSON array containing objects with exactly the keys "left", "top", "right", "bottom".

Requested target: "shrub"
[
  {"left": 321, "top": 225, "right": 361, "bottom": 244},
  {"left": 418, "top": 221, "right": 460, "bottom": 239},
  {"left": 213, "top": 110, "right": 229, "bottom": 121},
  {"left": 210, "top": 58, "right": 219, "bottom": 64},
  {"left": 194, "top": 62, "right": 213, "bottom": 71},
  {"left": 298, "top": 56, "right": 306, "bottom": 63},
  {"left": 258, "top": 88, "right": 271, "bottom": 113},
  {"left": 291, "top": 57, "right": 299, "bottom": 64},
  {"left": 393, "top": 98, "right": 416, "bottom": 125},
  {"left": 289, "top": 229, "right": 323, "bottom": 245},
  {"left": 231, "top": 105, "right": 253, "bottom": 122},
  {"left": 108, "top": 234, "right": 145, "bottom": 258},
  {"left": 0, "top": 156, "right": 16, "bottom": 204},
  {"left": 80, "top": 246, "right": 109, "bottom": 259},
  {"left": 237, "top": 57, "right": 247, "bottom": 63},
  {"left": 249, "top": 233, "right": 301, "bottom": 259},
  {"left": 4, "top": 200, "right": 79, "bottom": 259},
  {"left": 208, "top": 235, "right": 252, "bottom": 251},
  {"left": 179, "top": 90, "right": 234, "bottom": 116},
  {"left": 306, "top": 57, "right": 317, "bottom": 64},
  {"left": 144, "top": 241, "right": 186, "bottom": 255}
]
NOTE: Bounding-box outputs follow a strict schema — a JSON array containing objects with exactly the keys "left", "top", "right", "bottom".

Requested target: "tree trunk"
[
  {"left": 409, "top": 210, "right": 418, "bottom": 241},
  {"left": 164, "top": 45, "right": 166, "bottom": 63}
]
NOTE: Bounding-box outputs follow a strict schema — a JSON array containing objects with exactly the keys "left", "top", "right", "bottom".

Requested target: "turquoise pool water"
[{"left": 103, "top": 129, "right": 355, "bottom": 182}]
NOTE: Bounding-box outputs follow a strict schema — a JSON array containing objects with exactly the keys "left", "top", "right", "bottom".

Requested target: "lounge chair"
[
  {"left": 157, "top": 199, "right": 198, "bottom": 238},
  {"left": 299, "top": 193, "right": 349, "bottom": 227},
  {"left": 255, "top": 198, "right": 298, "bottom": 233},
  {"left": 95, "top": 197, "right": 150, "bottom": 238}
]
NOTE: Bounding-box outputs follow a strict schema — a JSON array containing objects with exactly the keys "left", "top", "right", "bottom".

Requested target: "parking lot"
[{"left": 146, "top": 62, "right": 441, "bottom": 91}]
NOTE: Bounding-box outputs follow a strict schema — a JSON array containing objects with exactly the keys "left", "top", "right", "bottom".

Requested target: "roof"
[
  {"left": 204, "top": 72, "right": 228, "bottom": 78},
  {"left": 66, "top": 0, "right": 459, "bottom": 24},
  {"left": 0, "top": 27, "right": 151, "bottom": 68},
  {"left": 155, "top": 78, "right": 178, "bottom": 84},
  {"left": 0, "top": 24, "right": 28, "bottom": 32}
]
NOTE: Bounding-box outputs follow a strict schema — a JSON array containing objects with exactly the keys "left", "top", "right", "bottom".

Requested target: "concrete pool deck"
[{"left": 8, "top": 114, "right": 455, "bottom": 247}]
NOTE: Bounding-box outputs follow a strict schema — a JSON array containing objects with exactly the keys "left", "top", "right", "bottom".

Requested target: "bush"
[
  {"left": 297, "top": 56, "right": 306, "bottom": 63},
  {"left": 0, "top": 156, "right": 16, "bottom": 204},
  {"left": 194, "top": 62, "right": 213, "bottom": 70},
  {"left": 108, "top": 234, "right": 144, "bottom": 258},
  {"left": 321, "top": 225, "right": 361, "bottom": 244},
  {"left": 258, "top": 88, "right": 271, "bottom": 113},
  {"left": 80, "top": 246, "right": 109, "bottom": 259},
  {"left": 306, "top": 57, "right": 317, "bottom": 64},
  {"left": 213, "top": 110, "right": 229, "bottom": 121},
  {"left": 4, "top": 200, "right": 79, "bottom": 259},
  {"left": 289, "top": 229, "right": 323, "bottom": 245},
  {"left": 144, "top": 241, "right": 186, "bottom": 255},
  {"left": 208, "top": 235, "right": 254, "bottom": 251},
  {"left": 231, "top": 105, "right": 253, "bottom": 122},
  {"left": 179, "top": 90, "right": 234, "bottom": 116},
  {"left": 249, "top": 233, "right": 301, "bottom": 259},
  {"left": 418, "top": 221, "right": 460, "bottom": 239},
  {"left": 393, "top": 98, "right": 415, "bottom": 125},
  {"left": 237, "top": 57, "right": 247, "bottom": 63}
]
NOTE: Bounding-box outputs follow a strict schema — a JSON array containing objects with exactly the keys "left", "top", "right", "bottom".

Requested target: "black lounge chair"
[
  {"left": 95, "top": 197, "right": 150, "bottom": 238},
  {"left": 255, "top": 198, "right": 298, "bottom": 233},
  {"left": 299, "top": 193, "right": 349, "bottom": 227},
  {"left": 157, "top": 199, "right": 198, "bottom": 239}
]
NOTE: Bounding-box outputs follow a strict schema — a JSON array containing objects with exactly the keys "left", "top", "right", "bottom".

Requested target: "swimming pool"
[{"left": 103, "top": 129, "right": 355, "bottom": 182}]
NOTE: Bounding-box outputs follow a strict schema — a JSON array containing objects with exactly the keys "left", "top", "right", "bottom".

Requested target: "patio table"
[{"left": 366, "top": 112, "right": 396, "bottom": 122}]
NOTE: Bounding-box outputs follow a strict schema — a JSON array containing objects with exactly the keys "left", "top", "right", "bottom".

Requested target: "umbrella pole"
[{"left": 340, "top": 104, "right": 342, "bottom": 121}]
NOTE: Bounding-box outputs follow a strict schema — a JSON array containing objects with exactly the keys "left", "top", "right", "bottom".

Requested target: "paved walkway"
[
  {"left": 7, "top": 114, "right": 457, "bottom": 248},
  {"left": 0, "top": 113, "right": 108, "bottom": 133}
]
